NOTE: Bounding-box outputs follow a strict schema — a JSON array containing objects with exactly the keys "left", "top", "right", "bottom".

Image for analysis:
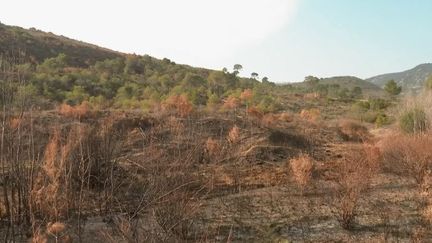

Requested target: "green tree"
[
  {"left": 233, "top": 64, "right": 243, "bottom": 76},
  {"left": 384, "top": 80, "right": 402, "bottom": 96},
  {"left": 251, "top": 72, "right": 259, "bottom": 80}
]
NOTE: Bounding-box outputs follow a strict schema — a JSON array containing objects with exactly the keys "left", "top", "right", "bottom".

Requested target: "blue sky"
[{"left": 1, "top": 0, "right": 431, "bottom": 82}]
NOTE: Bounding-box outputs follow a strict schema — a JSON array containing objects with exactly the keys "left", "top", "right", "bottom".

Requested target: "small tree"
[
  {"left": 251, "top": 72, "right": 259, "bottom": 80},
  {"left": 384, "top": 80, "right": 402, "bottom": 96},
  {"left": 233, "top": 64, "right": 243, "bottom": 76}
]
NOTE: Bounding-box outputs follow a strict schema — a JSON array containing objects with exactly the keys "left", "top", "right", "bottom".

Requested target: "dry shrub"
[
  {"left": 334, "top": 145, "right": 380, "bottom": 229},
  {"left": 303, "top": 92, "right": 320, "bottom": 100},
  {"left": 205, "top": 138, "right": 220, "bottom": 158},
  {"left": 58, "top": 101, "right": 92, "bottom": 119},
  {"left": 240, "top": 89, "right": 253, "bottom": 102},
  {"left": 163, "top": 95, "right": 193, "bottom": 117},
  {"left": 9, "top": 117, "right": 22, "bottom": 129},
  {"left": 300, "top": 108, "right": 320, "bottom": 122},
  {"left": 223, "top": 96, "right": 240, "bottom": 110},
  {"left": 338, "top": 120, "right": 371, "bottom": 142},
  {"left": 228, "top": 125, "right": 240, "bottom": 143},
  {"left": 278, "top": 112, "right": 293, "bottom": 123},
  {"left": 380, "top": 132, "right": 432, "bottom": 186},
  {"left": 261, "top": 113, "right": 279, "bottom": 127},
  {"left": 246, "top": 106, "right": 264, "bottom": 120},
  {"left": 290, "top": 154, "right": 314, "bottom": 191},
  {"left": 167, "top": 115, "right": 185, "bottom": 136}
]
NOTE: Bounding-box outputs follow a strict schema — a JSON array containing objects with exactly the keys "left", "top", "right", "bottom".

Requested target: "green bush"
[{"left": 399, "top": 108, "right": 428, "bottom": 134}]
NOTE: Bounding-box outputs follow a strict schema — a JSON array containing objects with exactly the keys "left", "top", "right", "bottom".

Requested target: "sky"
[{"left": 0, "top": 0, "right": 431, "bottom": 82}]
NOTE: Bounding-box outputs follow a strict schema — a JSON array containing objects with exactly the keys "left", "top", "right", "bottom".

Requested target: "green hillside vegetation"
[{"left": 0, "top": 22, "right": 122, "bottom": 66}]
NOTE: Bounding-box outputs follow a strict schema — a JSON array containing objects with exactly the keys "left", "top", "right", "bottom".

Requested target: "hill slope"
[
  {"left": 0, "top": 22, "right": 122, "bottom": 66},
  {"left": 367, "top": 63, "right": 432, "bottom": 91},
  {"left": 293, "top": 76, "right": 384, "bottom": 97}
]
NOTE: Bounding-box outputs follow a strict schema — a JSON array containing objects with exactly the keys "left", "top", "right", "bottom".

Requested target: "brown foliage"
[
  {"left": 334, "top": 145, "right": 381, "bottom": 229},
  {"left": 290, "top": 154, "right": 314, "bottom": 191},
  {"left": 338, "top": 120, "right": 371, "bottom": 142},
  {"left": 246, "top": 106, "right": 264, "bottom": 120},
  {"left": 228, "top": 125, "right": 240, "bottom": 143},
  {"left": 163, "top": 95, "right": 194, "bottom": 117},
  {"left": 205, "top": 138, "right": 220, "bottom": 158},
  {"left": 278, "top": 112, "right": 293, "bottom": 123},
  {"left": 58, "top": 101, "right": 92, "bottom": 119},
  {"left": 380, "top": 132, "right": 432, "bottom": 186},
  {"left": 223, "top": 96, "right": 240, "bottom": 110},
  {"left": 240, "top": 89, "right": 253, "bottom": 102},
  {"left": 300, "top": 108, "right": 320, "bottom": 122},
  {"left": 261, "top": 113, "right": 279, "bottom": 127}
]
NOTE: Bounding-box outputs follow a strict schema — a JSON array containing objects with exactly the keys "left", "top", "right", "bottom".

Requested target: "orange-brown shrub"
[
  {"left": 334, "top": 145, "right": 380, "bottom": 229},
  {"left": 338, "top": 120, "right": 371, "bottom": 142},
  {"left": 290, "top": 154, "right": 314, "bottom": 191},
  {"left": 261, "top": 113, "right": 279, "bottom": 127},
  {"left": 58, "top": 101, "right": 92, "bottom": 119},
  {"left": 223, "top": 96, "right": 240, "bottom": 110},
  {"left": 300, "top": 108, "right": 320, "bottom": 122},
  {"left": 228, "top": 125, "right": 240, "bottom": 143},
  {"left": 163, "top": 95, "right": 193, "bottom": 117},
  {"left": 9, "top": 117, "right": 22, "bottom": 129},
  {"left": 278, "top": 112, "right": 293, "bottom": 123},
  {"left": 380, "top": 132, "right": 432, "bottom": 186},
  {"left": 246, "top": 106, "right": 264, "bottom": 120},
  {"left": 205, "top": 138, "right": 220, "bottom": 157},
  {"left": 303, "top": 92, "right": 320, "bottom": 100},
  {"left": 240, "top": 89, "right": 253, "bottom": 102}
]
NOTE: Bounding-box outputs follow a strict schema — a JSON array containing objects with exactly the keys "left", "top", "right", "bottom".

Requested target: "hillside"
[
  {"left": 292, "top": 76, "right": 384, "bottom": 98},
  {"left": 367, "top": 63, "right": 432, "bottom": 92},
  {"left": 0, "top": 22, "right": 122, "bottom": 66}
]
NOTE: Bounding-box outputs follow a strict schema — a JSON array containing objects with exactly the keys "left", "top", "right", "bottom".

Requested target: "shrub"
[
  {"left": 380, "top": 133, "right": 432, "bottom": 186},
  {"left": 334, "top": 145, "right": 380, "bottom": 229},
  {"left": 163, "top": 95, "right": 194, "bottom": 117},
  {"left": 399, "top": 108, "right": 428, "bottom": 134},
  {"left": 58, "top": 101, "right": 92, "bottom": 119},
  {"left": 300, "top": 108, "right": 320, "bottom": 122},
  {"left": 290, "top": 154, "right": 314, "bottom": 192},
  {"left": 205, "top": 138, "right": 220, "bottom": 158},
  {"left": 228, "top": 125, "right": 240, "bottom": 143},
  {"left": 338, "top": 120, "right": 370, "bottom": 142}
]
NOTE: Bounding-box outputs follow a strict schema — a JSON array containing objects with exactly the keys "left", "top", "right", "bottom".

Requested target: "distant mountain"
[
  {"left": 367, "top": 64, "right": 432, "bottom": 92},
  {"left": 0, "top": 22, "right": 122, "bottom": 66}
]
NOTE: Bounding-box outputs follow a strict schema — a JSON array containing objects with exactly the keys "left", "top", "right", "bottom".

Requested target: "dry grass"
[
  {"left": 338, "top": 119, "right": 371, "bottom": 142},
  {"left": 380, "top": 132, "right": 432, "bottom": 185},
  {"left": 334, "top": 145, "right": 381, "bottom": 229},
  {"left": 240, "top": 89, "right": 253, "bottom": 102},
  {"left": 205, "top": 138, "right": 220, "bottom": 158},
  {"left": 163, "top": 95, "right": 194, "bottom": 117},
  {"left": 223, "top": 96, "right": 240, "bottom": 110},
  {"left": 247, "top": 106, "right": 264, "bottom": 120},
  {"left": 58, "top": 101, "right": 92, "bottom": 119},
  {"left": 228, "top": 125, "right": 240, "bottom": 143},
  {"left": 290, "top": 154, "right": 314, "bottom": 192},
  {"left": 300, "top": 108, "right": 320, "bottom": 122}
]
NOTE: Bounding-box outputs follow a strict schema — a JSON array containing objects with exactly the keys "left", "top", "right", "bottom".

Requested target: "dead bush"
[
  {"left": 290, "top": 154, "right": 314, "bottom": 192},
  {"left": 334, "top": 145, "right": 380, "bottom": 229},
  {"left": 338, "top": 120, "right": 371, "bottom": 142},
  {"left": 278, "top": 112, "right": 293, "bottom": 123},
  {"left": 300, "top": 108, "right": 320, "bottom": 122},
  {"left": 261, "top": 113, "right": 279, "bottom": 127},
  {"left": 228, "top": 125, "right": 240, "bottom": 143},
  {"left": 247, "top": 106, "right": 264, "bottom": 120},
  {"left": 223, "top": 96, "right": 240, "bottom": 110},
  {"left": 205, "top": 138, "right": 220, "bottom": 158},
  {"left": 163, "top": 95, "right": 194, "bottom": 117},
  {"left": 58, "top": 101, "right": 93, "bottom": 119},
  {"left": 380, "top": 133, "right": 432, "bottom": 186}
]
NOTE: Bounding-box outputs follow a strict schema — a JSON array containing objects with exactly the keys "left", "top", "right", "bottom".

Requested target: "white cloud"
[{"left": 0, "top": 0, "right": 298, "bottom": 67}]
